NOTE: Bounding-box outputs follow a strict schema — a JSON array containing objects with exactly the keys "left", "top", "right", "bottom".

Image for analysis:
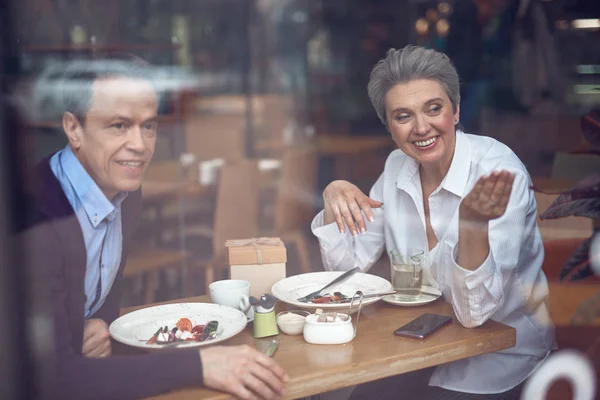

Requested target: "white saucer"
[{"left": 382, "top": 286, "right": 442, "bottom": 307}]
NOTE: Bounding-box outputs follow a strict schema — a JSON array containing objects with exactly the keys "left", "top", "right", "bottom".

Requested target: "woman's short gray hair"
[{"left": 367, "top": 46, "right": 460, "bottom": 128}]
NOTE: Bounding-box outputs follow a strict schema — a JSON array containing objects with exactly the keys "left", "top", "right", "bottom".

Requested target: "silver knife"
[{"left": 296, "top": 267, "right": 361, "bottom": 302}]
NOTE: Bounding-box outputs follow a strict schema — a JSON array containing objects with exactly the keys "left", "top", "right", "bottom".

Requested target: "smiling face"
[
  {"left": 385, "top": 79, "right": 459, "bottom": 173},
  {"left": 63, "top": 76, "right": 158, "bottom": 200}
]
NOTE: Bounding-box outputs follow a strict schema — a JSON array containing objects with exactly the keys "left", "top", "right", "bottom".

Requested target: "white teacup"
[{"left": 209, "top": 279, "right": 253, "bottom": 320}]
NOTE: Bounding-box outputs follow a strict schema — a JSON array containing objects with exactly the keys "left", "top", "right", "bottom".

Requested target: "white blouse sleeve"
[
  {"left": 311, "top": 174, "right": 386, "bottom": 272},
  {"left": 448, "top": 172, "right": 536, "bottom": 328}
]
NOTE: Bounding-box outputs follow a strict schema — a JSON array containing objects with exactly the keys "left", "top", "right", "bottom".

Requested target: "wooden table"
[
  {"left": 314, "top": 135, "right": 393, "bottom": 156},
  {"left": 254, "top": 134, "right": 394, "bottom": 183},
  {"left": 141, "top": 163, "right": 281, "bottom": 202},
  {"left": 253, "top": 135, "right": 393, "bottom": 157},
  {"left": 120, "top": 296, "right": 516, "bottom": 400},
  {"left": 548, "top": 281, "right": 600, "bottom": 326},
  {"left": 312, "top": 135, "right": 394, "bottom": 183},
  {"left": 141, "top": 180, "right": 213, "bottom": 202}
]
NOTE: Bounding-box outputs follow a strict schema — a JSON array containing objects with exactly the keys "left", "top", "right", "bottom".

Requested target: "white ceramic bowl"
[
  {"left": 276, "top": 310, "right": 309, "bottom": 335},
  {"left": 303, "top": 313, "right": 354, "bottom": 345}
]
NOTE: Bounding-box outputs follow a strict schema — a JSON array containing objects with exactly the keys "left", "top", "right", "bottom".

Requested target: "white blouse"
[{"left": 311, "top": 131, "right": 555, "bottom": 394}]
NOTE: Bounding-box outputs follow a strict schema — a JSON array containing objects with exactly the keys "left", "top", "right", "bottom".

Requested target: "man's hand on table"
[
  {"left": 82, "top": 318, "right": 111, "bottom": 358},
  {"left": 201, "top": 345, "right": 289, "bottom": 400}
]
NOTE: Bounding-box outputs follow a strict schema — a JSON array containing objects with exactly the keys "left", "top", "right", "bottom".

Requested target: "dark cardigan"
[{"left": 23, "top": 156, "right": 204, "bottom": 400}]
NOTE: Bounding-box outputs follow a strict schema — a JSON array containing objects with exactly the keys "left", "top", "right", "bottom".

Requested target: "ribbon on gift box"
[{"left": 225, "top": 237, "right": 283, "bottom": 265}]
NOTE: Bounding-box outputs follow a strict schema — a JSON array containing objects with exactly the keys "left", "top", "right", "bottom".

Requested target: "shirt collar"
[
  {"left": 395, "top": 130, "right": 471, "bottom": 197},
  {"left": 395, "top": 151, "right": 420, "bottom": 191},
  {"left": 60, "top": 146, "right": 128, "bottom": 227},
  {"left": 440, "top": 130, "right": 471, "bottom": 197}
]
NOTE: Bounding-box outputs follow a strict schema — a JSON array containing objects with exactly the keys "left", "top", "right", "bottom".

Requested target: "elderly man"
[{"left": 22, "top": 54, "right": 287, "bottom": 400}]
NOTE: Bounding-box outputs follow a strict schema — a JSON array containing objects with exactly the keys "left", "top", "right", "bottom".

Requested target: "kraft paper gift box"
[{"left": 226, "top": 237, "right": 287, "bottom": 298}]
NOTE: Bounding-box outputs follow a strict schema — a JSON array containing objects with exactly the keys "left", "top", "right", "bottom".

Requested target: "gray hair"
[
  {"left": 34, "top": 53, "right": 156, "bottom": 124},
  {"left": 367, "top": 46, "right": 460, "bottom": 128}
]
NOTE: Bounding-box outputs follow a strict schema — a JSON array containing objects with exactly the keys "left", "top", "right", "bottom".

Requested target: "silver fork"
[
  {"left": 324, "top": 290, "right": 397, "bottom": 303},
  {"left": 296, "top": 267, "right": 361, "bottom": 302}
]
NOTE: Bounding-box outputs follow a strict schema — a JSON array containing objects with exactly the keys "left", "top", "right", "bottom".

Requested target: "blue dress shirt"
[{"left": 50, "top": 146, "right": 127, "bottom": 318}]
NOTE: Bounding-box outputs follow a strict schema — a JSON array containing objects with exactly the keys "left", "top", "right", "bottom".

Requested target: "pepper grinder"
[{"left": 250, "top": 294, "right": 279, "bottom": 338}]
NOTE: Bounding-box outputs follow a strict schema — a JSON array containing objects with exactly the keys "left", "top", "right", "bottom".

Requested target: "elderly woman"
[{"left": 311, "top": 46, "right": 555, "bottom": 399}]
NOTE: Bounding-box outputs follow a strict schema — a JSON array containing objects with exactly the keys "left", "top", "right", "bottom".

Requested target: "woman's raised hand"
[
  {"left": 460, "top": 171, "right": 515, "bottom": 224},
  {"left": 323, "top": 180, "right": 383, "bottom": 236}
]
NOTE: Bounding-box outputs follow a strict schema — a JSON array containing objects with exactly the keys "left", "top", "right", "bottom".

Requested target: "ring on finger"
[{"left": 489, "top": 200, "right": 499, "bottom": 206}]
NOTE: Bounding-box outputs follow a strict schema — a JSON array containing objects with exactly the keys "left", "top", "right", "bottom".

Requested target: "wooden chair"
[
  {"left": 123, "top": 160, "right": 201, "bottom": 304},
  {"left": 545, "top": 281, "right": 600, "bottom": 399},
  {"left": 123, "top": 247, "right": 190, "bottom": 305},
  {"left": 184, "top": 113, "right": 246, "bottom": 162},
  {"left": 268, "top": 147, "right": 318, "bottom": 274},
  {"left": 186, "top": 159, "right": 261, "bottom": 294},
  {"left": 551, "top": 151, "right": 600, "bottom": 182},
  {"left": 141, "top": 159, "right": 211, "bottom": 241},
  {"left": 144, "top": 159, "right": 186, "bottom": 182}
]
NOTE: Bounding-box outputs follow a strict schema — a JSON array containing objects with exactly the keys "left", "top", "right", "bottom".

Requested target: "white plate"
[
  {"left": 271, "top": 271, "right": 392, "bottom": 312},
  {"left": 381, "top": 286, "right": 442, "bottom": 307},
  {"left": 110, "top": 303, "right": 247, "bottom": 350}
]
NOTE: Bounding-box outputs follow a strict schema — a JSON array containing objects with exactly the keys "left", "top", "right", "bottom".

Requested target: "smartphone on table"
[{"left": 394, "top": 313, "right": 452, "bottom": 339}]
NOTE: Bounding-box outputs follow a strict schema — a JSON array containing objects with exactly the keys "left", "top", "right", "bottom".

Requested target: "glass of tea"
[{"left": 390, "top": 249, "right": 424, "bottom": 301}]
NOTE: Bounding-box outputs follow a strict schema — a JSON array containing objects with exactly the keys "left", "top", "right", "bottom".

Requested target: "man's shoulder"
[
  {"left": 19, "top": 155, "right": 72, "bottom": 232},
  {"left": 21, "top": 154, "right": 142, "bottom": 232}
]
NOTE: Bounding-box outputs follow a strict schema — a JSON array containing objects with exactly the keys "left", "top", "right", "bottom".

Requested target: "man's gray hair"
[
  {"left": 34, "top": 53, "right": 155, "bottom": 123},
  {"left": 367, "top": 46, "right": 460, "bottom": 128}
]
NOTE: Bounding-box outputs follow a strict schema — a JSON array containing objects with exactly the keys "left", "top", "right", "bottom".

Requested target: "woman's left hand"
[{"left": 460, "top": 170, "right": 515, "bottom": 223}]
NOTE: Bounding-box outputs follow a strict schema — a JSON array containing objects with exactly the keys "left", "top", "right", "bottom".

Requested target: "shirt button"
[
  {"left": 93, "top": 214, "right": 98, "bottom": 222},
  {"left": 430, "top": 200, "right": 438, "bottom": 208}
]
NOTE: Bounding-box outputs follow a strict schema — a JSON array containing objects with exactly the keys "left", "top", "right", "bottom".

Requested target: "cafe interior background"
[{"left": 0, "top": 0, "right": 599, "bottom": 397}]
